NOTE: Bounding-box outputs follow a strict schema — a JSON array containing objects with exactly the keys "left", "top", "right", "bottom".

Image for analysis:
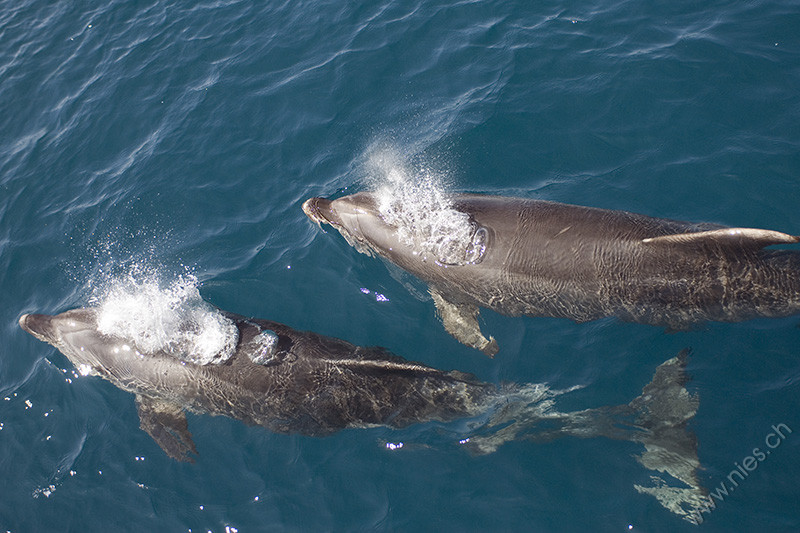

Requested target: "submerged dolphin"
[
  {"left": 303, "top": 192, "right": 800, "bottom": 355},
  {"left": 20, "top": 307, "right": 703, "bottom": 520}
]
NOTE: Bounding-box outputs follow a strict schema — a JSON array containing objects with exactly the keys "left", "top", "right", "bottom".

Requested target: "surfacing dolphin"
[
  {"left": 303, "top": 192, "right": 800, "bottom": 355},
  {"left": 20, "top": 307, "right": 704, "bottom": 521}
]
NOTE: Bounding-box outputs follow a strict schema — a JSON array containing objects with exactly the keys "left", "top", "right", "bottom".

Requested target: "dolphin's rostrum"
[
  {"left": 20, "top": 307, "right": 705, "bottom": 521},
  {"left": 304, "top": 192, "right": 800, "bottom": 355}
]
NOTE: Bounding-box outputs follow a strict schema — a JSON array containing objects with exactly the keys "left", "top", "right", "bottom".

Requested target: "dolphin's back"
[
  {"left": 444, "top": 195, "right": 800, "bottom": 327},
  {"left": 187, "top": 317, "right": 495, "bottom": 435}
]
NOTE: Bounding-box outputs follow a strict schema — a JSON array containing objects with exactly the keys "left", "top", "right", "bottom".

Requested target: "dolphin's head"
[
  {"left": 19, "top": 308, "right": 186, "bottom": 389},
  {"left": 21, "top": 308, "right": 127, "bottom": 378},
  {"left": 302, "top": 192, "right": 488, "bottom": 268},
  {"left": 303, "top": 192, "right": 393, "bottom": 257}
]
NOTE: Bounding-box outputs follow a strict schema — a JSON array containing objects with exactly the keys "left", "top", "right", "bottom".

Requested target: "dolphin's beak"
[
  {"left": 303, "top": 194, "right": 379, "bottom": 227},
  {"left": 19, "top": 313, "right": 56, "bottom": 344},
  {"left": 302, "top": 197, "right": 337, "bottom": 227}
]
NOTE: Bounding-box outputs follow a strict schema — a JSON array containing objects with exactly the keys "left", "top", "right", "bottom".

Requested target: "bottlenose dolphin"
[
  {"left": 20, "top": 307, "right": 703, "bottom": 520},
  {"left": 303, "top": 192, "right": 800, "bottom": 355}
]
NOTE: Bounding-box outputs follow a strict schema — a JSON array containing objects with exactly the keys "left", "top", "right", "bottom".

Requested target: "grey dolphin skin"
[
  {"left": 20, "top": 308, "right": 704, "bottom": 521},
  {"left": 303, "top": 192, "right": 800, "bottom": 355}
]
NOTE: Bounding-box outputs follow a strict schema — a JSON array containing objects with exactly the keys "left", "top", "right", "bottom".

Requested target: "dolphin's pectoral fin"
[
  {"left": 430, "top": 288, "right": 498, "bottom": 356},
  {"left": 136, "top": 395, "right": 198, "bottom": 462},
  {"left": 642, "top": 227, "right": 799, "bottom": 249}
]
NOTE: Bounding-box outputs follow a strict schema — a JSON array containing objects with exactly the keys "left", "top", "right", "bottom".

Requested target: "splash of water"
[
  {"left": 364, "top": 149, "right": 485, "bottom": 266},
  {"left": 91, "top": 268, "right": 238, "bottom": 365}
]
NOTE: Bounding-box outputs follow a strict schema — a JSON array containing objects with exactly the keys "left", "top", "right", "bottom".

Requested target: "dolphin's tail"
[
  {"left": 464, "top": 350, "right": 706, "bottom": 523},
  {"left": 626, "top": 350, "right": 707, "bottom": 523}
]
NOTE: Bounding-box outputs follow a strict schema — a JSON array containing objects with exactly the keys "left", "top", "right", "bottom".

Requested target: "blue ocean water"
[{"left": 2, "top": 0, "right": 799, "bottom": 530}]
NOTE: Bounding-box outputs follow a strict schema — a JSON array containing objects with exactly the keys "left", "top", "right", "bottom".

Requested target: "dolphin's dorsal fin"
[
  {"left": 642, "top": 228, "right": 799, "bottom": 249},
  {"left": 136, "top": 395, "right": 198, "bottom": 462}
]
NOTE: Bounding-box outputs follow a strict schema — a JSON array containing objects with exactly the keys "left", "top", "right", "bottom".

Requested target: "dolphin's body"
[
  {"left": 19, "top": 309, "right": 493, "bottom": 459},
  {"left": 19, "top": 306, "right": 704, "bottom": 520},
  {"left": 304, "top": 192, "right": 800, "bottom": 355}
]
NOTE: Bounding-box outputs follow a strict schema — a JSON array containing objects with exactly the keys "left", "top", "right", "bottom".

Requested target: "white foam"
[
  {"left": 94, "top": 271, "right": 238, "bottom": 365},
  {"left": 246, "top": 330, "right": 280, "bottom": 366},
  {"left": 365, "top": 149, "right": 485, "bottom": 265}
]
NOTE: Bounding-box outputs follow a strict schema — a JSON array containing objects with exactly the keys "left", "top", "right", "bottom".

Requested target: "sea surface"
[{"left": 2, "top": 0, "right": 800, "bottom": 531}]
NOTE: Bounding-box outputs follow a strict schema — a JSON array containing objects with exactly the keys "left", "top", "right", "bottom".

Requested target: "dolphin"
[
  {"left": 303, "top": 192, "right": 800, "bottom": 355},
  {"left": 20, "top": 307, "right": 704, "bottom": 521}
]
